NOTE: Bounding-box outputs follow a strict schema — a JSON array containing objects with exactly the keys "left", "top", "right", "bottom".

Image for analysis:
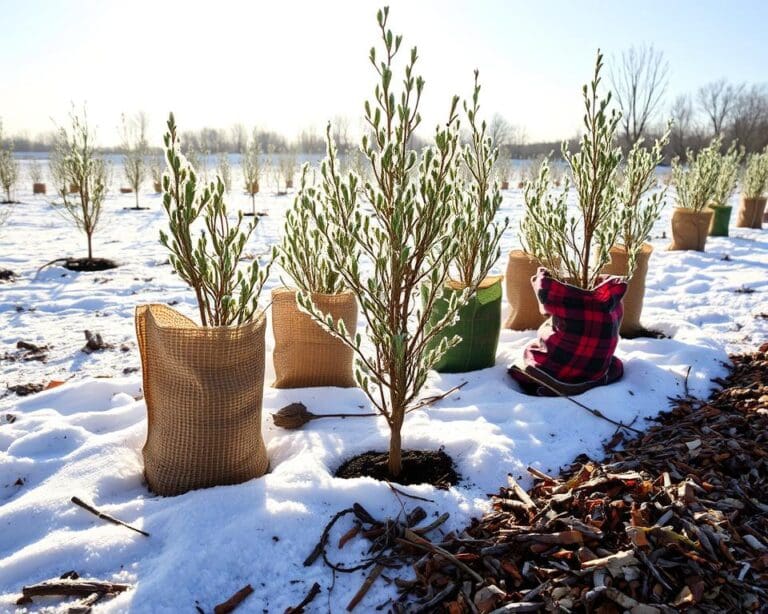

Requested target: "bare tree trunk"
[
  {"left": 134, "top": 190, "right": 139, "bottom": 210},
  {"left": 388, "top": 419, "right": 402, "bottom": 477},
  {"left": 87, "top": 232, "right": 93, "bottom": 260}
]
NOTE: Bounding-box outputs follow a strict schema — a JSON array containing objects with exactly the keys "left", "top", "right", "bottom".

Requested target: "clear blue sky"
[{"left": 2, "top": 0, "right": 766, "bottom": 145}]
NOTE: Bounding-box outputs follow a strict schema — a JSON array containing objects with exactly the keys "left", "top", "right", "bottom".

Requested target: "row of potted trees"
[
  {"left": 669, "top": 139, "right": 768, "bottom": 250},
  {"left": 135, "top": 10, "right": 765, "bottom": 495}
]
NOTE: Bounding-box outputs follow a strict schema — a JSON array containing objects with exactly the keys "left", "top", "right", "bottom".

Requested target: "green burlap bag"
[
  {"left": 708, "top": 205, "right": 732, "bottom": 237},
  {"left": 425, "top": 276, "right": 503, "bottom": 373}
]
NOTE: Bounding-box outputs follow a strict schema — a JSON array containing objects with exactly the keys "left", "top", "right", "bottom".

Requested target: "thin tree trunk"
[
  {"left": 388, "top": 408, "right": 404, "bottom": 478},
  {"left": 134, "top": 190, "right": 139, "bottom": 210},
  {"left": 251, "top": 193, "right": 256, "bottom": 216},
  {"left": 87, "top": 232, "right": 93, "bottom": 260}
]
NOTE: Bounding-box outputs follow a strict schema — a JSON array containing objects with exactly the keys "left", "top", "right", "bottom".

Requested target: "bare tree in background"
[
  {"left": 611, "top": 44, "right": 669, "bottom": 147},
  {"left": 488, "top": 114, "right": 511, "bottom": 150},
  {"left": 698, "top": 79, "right": 745, "bottom": 137},
  {"left": 729, "top": 84, "right": 768, "bottom": 152},
  {"left": 121, "top": 111, "right": 148, "bottom": 209},
  {"left": 669, "top": 94, "right": 693, "bottom": 159},
  {"left": 230, "top": 123, "right": 247, "bottom": 153}
]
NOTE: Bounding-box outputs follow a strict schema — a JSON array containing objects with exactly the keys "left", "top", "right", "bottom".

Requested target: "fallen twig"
[
  {"left": 213, "top": 584, "right": 254, "bottom": 614},
  {"left": 285, "top": 582, "right": 321, "bottom": 613},
  {"left": 346, "top": 564, "right": 383, "bottom": 611},
  {"left": 71, "top": 496, "right": 149, "bottom": 537}
]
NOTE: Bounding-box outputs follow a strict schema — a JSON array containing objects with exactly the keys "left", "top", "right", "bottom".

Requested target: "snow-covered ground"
[{"left": 0, "top": 165, "right": 766, "bottom": 612}]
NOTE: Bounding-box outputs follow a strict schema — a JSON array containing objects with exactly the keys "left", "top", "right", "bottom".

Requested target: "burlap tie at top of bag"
[
  {"left": 136, "top": 304, "right": 269, "bottom": 496},
  {"left": 271, "top": 287, "right": 358, "bottom": 388},
  {"left": 510, "top": 268, "right": 627, "bottom": 397}
]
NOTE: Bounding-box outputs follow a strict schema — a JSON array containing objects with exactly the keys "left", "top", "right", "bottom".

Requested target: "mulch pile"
[
  {"left": 310, "top": 345, "right": 768, "bottom": 613},
  {"left": 417, "top": 344, "right": 768, "bottom": 613}
]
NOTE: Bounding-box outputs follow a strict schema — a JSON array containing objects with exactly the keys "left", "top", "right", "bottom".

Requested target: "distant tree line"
[{"left": 2, "top": 53, "right": 766, "bottom": 162}]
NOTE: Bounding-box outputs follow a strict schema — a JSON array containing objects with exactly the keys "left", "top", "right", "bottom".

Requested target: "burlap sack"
[
  {"left": 602, "top": 243, "right": 653, "bottom": 336},
  {"left": 426, "top": 276, "right": 503, "bottom": 373},
  {"left": 33, "top": 183, "right": 46, "bottom": 195},
  {"left": 736, "top": 196, "right": 767, "bottom": 229},
  {"left": 504, "top": 250, "right": 548, "bottom": 330},
  {"left": 669, "top": 207, "right": 713, "bottom": 251},
  {"left": 271, "top": 287, "right": 357, "bottom": 388},
  {"left": 136, "top": 304, "right": 269, "bottom": 496}
]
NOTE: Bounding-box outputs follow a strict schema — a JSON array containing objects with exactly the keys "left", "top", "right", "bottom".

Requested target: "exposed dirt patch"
[
  {"left": 122, "top": 206, "right": 151, "bottom": 211},
  {"left": 62, "top": 258, "right": 118, "bottom": 272},
  {"left": 335, "top": 449, "right": 459, "bottom": 488},
  {"left": 621, "top": 327, "right": 668, "bottom": 340},
  {"left": 3, "top": 341, "right": 49, "bottom": 363},
  {"left": 7, "top": 383, "right": 44, "bottom": 397},
  {"left": 0, "top": 269, "right": 16, "bottom": 282}
]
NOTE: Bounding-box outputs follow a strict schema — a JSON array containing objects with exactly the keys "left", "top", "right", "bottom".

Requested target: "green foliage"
[
  {"left": 160, "top": 113, "right": 274, "bottom": 327},
  {"left": 521, "top": 51, "right": 623, "bottom": 290},
  {"left": 54, "top": 108, "right": 108, "bottom": 260},
  {"left": 673, "top": 137, "right": 734, "bottom": 212},
  {"left": 451, "top": 71, "right": 508, "bottom": 288},
  {"left": 279, "top": 162, "right": 345, "bottom": 294},
  {"left": 742, "top": 146, "right": 768, "bottom": 199},
  {"left": 0, "top": 120, "right": 19, "bottom": 203},
  {"left": 616, "top": 128, "right": 669, "bottom": 276},
  {"left": 711, "top": 142, "right": 743, "bottom": 207},
  {"left": 294, "top": 7, "right": 471, "bottom": 476}
]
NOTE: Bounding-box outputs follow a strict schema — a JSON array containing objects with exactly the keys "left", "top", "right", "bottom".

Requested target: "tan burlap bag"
[
  {"left": 603, "top": 243, "right": 653, "bottom": 336},
  {"left": 136, "top": 304, "right": 269, "bottom": 496},
  {"left": 504, "top": 250, "right": 547, "bottom": 330},
  {"left": 271, "top": 287, "right": 357, "bottom": 388},
  {"left": 736, "top": 196, "right": 767, "bottom": 229},
  {"left": 669, "top": 207, "right": 713, "bottom": 251}
]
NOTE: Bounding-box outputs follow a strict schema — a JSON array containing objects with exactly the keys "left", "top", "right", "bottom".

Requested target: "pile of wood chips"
[
  {"left": 315, "top": 346, "right": 767, "bottom": 613},
  {"left": 403, "top": 345, "right": 768, "bottom": 613}
]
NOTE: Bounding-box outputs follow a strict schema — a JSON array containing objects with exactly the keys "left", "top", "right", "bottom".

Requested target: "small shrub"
[
  {"left": 160, "top": 113, "right": 274, "bottom": 327},
  {"left": 616, "top": 129, "right": 669, "bottom": 275},
  {"left": 743, "top": 146, "right": 768, "bottom": 199},
  {"left": 0, "top": 121, "right": 19, "bottom": 203},
  {"left": 121, "top": 112, "right": 149, "bottom": 209},
  {"left": 521, "top": 51, "right": 622, "bottom": 290},
  {"left": 53, "top": 108, "right": 108, "bottom": 260}
]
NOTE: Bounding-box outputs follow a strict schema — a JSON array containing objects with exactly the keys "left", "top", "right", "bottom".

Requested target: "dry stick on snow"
[
  {"left": 71, "top": 496, "right": 149, "bottom": 537},
  {"left": 346, "top": 564, "right": 384, "bottom": 611},
  {"left": 213, "top": 584, "right": 254, "bottom": 614},
  {"left": 68, "top": 591, "right": 106, "bottom": 614},
  {"left": 285, "top": 581, "right": 322, "bottom": 614},
  {"left": 406, "top": 381, "right": 468, "bottom": 413},
  {"left": 22, "top": 580, "right": 131, "bottom": 599},
  {"left": 274, "top": 383, "right": 467, "bottom": 430},
  {"left": 514, "top": 369, "right": 642, "bottom": 434},
  {"left": 386, "top": 480, "right": 435, "bottom": 503}
]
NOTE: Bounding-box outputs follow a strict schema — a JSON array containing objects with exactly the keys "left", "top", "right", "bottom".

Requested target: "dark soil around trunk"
[
  {"left": 59, "top": 258, "right": 118, "bottom": 272},
  {"left": 335, "top": 449, "right": 459, "bottom": 488},
  {"left": 122, "top": 206, "right": 151, "bottom": 211},
  {"left": 621, "top": 327, "right": 667, "bottom": 340}
]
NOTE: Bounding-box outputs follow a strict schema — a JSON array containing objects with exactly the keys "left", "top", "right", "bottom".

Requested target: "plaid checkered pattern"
[{"left": 511, "top": 268, "right": 626, "bottom": 393}]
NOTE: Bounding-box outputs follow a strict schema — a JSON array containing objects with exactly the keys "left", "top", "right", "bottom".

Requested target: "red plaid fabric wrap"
[{"left": 522, "top": 268, "right": 627, "bottom": 384}]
